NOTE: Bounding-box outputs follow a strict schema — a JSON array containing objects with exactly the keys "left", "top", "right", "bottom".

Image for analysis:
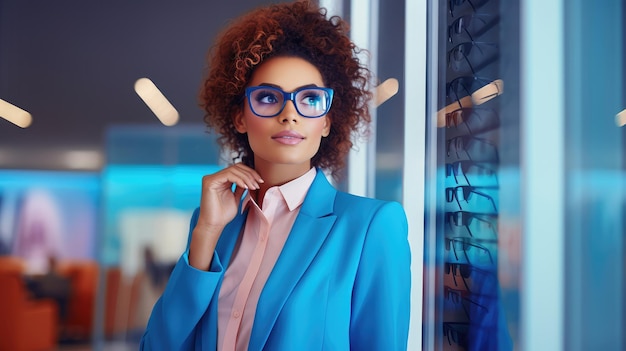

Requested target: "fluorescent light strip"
[
  {"left": 134, "top": 78, "right": 179, "bottom": 126},
  {"left": 0, "top": 99, "right": 32, "bottom": 128},
  {"left": 616, "top": 109, "right": 626, "bottom": 127},
  {"left": 374, "top": 78, "right": 399, "bottom": 107}
]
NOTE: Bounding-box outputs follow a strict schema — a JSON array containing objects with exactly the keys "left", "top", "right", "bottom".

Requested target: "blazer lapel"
[
  {"left": 215, "top": 207, "right": 248, "bottom": 269},
  {"left": 248, "top": 170, "right": 337, "bottom": 351}
]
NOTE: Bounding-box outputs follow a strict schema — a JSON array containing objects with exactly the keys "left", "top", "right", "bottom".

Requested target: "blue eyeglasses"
[{"left": 245, "top": 86, "right": 334, "bottom": 118}]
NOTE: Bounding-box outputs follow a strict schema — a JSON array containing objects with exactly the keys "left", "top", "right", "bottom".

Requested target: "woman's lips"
[{"left": 271, "top": 130, "right": 305, "bottom": 145}]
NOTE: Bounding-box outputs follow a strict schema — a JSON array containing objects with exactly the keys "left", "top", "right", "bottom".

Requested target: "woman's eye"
[
  {"left": 256, "top": 92, "right": 280, "bottom": 104},
  {"left": 301, "top": 94, "right": 322, "bottom": 106}
]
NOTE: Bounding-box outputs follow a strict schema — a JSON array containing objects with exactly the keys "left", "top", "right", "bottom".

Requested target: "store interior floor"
[{"left": 57, "top": 340, "right": 138, "bottom": 351}]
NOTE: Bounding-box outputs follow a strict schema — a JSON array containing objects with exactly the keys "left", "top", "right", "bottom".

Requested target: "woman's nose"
[{"left": 279, "top": 100, "right": 299, "bottom": 123}]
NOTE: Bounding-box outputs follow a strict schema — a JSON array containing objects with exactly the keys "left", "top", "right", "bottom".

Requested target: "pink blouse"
[{"left": 217, "top": 168, "right": 317, "bottom": 351}]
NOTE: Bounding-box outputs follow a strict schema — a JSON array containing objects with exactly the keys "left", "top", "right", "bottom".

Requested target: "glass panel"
[
  {"left": 374, "top": 0, "right": 405, "bottom": 203},
  {"left": 424, "top": 0, "right": 520, "bottom": 349},
  {"left": 564, "top": 1, "right": 625, "bottom": 349}
]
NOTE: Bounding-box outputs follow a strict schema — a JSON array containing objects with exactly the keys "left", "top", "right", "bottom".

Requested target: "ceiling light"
[
  {"left": 0, "top": 98, "right": 32, "bottom": 128},
  {"left": 616, "top": 109, "right": 626, "bottom": 127},
  {"left": 62, "top": 150, "right": 103, "bottom": 170},
  {"left": 134, "top": 78, "right": 179, "bottom": 126},
  {"left": 375, "top": 78, "right": 399, "bottom": 107}
]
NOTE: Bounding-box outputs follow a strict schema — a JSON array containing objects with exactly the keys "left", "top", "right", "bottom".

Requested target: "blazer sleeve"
[
  {"left": 140, "top": 209, "right": 225, "bottom": 351},
  {"left": 350, "top": 201, "right": 411, "bottom": 351}
]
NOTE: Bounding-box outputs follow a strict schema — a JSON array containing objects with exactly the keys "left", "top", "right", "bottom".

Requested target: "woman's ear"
[
  {"left": 233, "top": 111, "right": 247, "bottom": 133},
  {"left": 322, "top": 115, "right": 331, "bottom": 137}
]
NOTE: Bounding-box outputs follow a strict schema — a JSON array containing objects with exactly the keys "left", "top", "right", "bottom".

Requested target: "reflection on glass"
[{"left": 447, "top": 76, "right": 499, "bottom": 105}]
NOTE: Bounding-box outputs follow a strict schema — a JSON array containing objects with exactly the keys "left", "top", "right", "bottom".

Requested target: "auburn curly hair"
[{"left": 199, "top": 0, "right": 372, "bottom": 179}]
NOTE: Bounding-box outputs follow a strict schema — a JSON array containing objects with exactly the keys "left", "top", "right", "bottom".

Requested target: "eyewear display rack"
[{"left": 433, "top": 0, "right": 512, "bottom": 350}]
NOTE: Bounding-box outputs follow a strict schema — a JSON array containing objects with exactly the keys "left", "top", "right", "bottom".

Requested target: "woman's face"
[{"left": 234, "top": 56, "right": 331, "bottom": 174}]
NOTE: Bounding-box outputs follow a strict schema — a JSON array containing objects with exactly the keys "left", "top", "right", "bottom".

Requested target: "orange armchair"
[
  {"left": 0, "top": 256, "right": 59, "bottom": 351},
  {"left": 57, "top": 260, "right": 99, "bottom": 340}
]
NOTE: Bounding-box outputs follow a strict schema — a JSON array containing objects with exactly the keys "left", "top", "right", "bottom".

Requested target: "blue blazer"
[{"left": 140, "top": 169, "right": 411, "bottom": 350}]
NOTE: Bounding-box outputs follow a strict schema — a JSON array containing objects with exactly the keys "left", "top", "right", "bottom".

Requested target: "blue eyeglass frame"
[{"left": 244, "top": 86, "right": 334, "bottom": 118}]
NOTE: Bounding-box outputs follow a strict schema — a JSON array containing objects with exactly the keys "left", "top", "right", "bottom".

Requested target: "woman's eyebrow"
[{"left": 257, "top": 83, "right": 320, "bottom": 91}]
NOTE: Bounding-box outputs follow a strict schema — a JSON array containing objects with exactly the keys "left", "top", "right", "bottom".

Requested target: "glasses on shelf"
[
  {"left": 448, "top": 14, "right": 498, "bottom": 43},
  {"left": 449, "top": 0, "right": 476, "bottom": 17},
  {"left": 443, "top": 322, "right": 470, "bottom": 347},
  {"left": 448, "top": 41, "right": 499, "bottom": 74},
  {"left": 446, "top": 107, "right": 500, "bottom": 135},
  {"left": 446, "top": 185, "right": 498, "bottom": 212},
  {"left": 446, "top": 135, "right": 499, "bottom": 163},
  {"left": 445, "top": 237, "right": 496, "bottom": 268},
  {"left": 447, "top": 76, "right": 501, "bottom": 107},
  {"left": 445, "top": 262, "right": 497, "bottom": 295},
  {"left": 245, "top": 85, "right": 334, "bottom": 118},
  {"left": 445, "top": 160, "right": 498, "bottom": 186},
  {"left": 444, "top": 286, "right": 490, "bottom": 320},
  {"left": 446, "top": 211, "right": 498, "bottom": 239}
]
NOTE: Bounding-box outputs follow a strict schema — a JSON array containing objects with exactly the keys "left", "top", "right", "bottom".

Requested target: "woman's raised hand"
[
  {"left": 189, "top": 163, "right": 263, "bottom": 270},
  {"left": 197, "top": 163, "right": 263, "bottom": 232}
]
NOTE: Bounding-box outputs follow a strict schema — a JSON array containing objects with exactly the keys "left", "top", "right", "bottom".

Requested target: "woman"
[{"left": 140, "top": 1, "right": 411, "bottom": 350}]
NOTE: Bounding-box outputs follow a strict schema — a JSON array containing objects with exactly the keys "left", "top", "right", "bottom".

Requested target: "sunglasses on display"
[
  {"left": 445, "top": 185, "right": 499, "bottom": 213},
  {"left": 445, "top": 237, "right": 496, "bottom": 268},
  {"left": 445, "top": 211, "right": 498, "bottom": 239},
  {"left": 446, "top": 135, "right": 499, "bottom": 163},
  {"left": 444, "top": 285, "right": 490, "bottom": 321},
  {"left": 448, "top": 41, "right": 499, "bottom": 74},
  {"left": 448, "top": 13, "right": 497, "bottom": 43},
  {"left": 445, "top": 160, "right": 498, "bottom": 186},
  {"left": 445, "top": 107, "right": 500, "bottom": 135}
]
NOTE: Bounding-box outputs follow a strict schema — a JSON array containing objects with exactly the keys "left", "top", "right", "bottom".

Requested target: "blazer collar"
[{"left": 248, "top": 169, "right": 337, "bottom": 351}]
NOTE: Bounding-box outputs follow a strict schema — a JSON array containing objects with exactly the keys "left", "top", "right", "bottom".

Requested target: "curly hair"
[{"left": 199, "top": 0, "right": 372, "bottom": 179}]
